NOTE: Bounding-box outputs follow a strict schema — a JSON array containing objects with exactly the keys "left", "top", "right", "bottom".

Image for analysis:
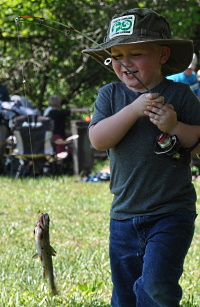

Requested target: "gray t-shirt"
[{"left": 90, "top": 79, "right": 200, "bottom": 220}]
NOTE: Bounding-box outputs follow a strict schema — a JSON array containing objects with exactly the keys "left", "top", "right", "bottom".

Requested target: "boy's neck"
[{"left": 126, "top": 76, "right": 165, "bottom": 93}]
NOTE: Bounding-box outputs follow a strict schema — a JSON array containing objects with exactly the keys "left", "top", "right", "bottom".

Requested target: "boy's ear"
[{"left": 160, "top": 46, "right": 171, "bottom": 64}]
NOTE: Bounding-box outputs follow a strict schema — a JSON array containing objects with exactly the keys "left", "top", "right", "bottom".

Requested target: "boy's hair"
[{"left": 82, "top": 8, "right": 193, "bottom": 76}]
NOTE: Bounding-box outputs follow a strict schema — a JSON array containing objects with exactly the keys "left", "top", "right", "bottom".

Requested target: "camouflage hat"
[{"left": 82, "top": 8, "right": 193, "bottom": 76}]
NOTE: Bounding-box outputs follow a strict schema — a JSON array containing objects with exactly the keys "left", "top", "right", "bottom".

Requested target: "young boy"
[{"left": 82, "top": 8, "right": 200, "bottom": 307}]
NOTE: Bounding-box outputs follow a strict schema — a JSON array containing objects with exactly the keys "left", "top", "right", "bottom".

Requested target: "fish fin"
[
  {"left": 50, "top": 245, "right": 57, "bottom": 256},
  {"left": 32, "top": 253, "right": 39, "bottom": 259}
]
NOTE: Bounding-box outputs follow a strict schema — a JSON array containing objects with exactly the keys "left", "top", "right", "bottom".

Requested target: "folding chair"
[{"left": 9, "top": 114, "right": 55, "bottom": 178}]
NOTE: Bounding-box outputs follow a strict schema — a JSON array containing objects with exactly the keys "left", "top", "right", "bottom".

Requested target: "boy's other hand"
[{"left": 144, "top": 97, "right": 177, "bottom": 132}]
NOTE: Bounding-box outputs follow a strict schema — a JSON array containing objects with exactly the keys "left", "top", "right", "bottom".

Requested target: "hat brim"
[{"left": 82, "top": 39, "right": 193, "bottom": 76}]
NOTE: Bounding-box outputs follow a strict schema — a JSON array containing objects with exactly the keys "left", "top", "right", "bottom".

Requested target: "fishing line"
[
  {"left": 13, "top": 16, "right": 87, "bottom": 178},
  {"left": 15, "top": 19, "right": 37, "bottom": 177}
]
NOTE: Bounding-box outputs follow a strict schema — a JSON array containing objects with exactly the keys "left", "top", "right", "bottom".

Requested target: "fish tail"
[
  {"left": 51, "top": 285, "right": 58, "bottom": 296},
  {"left": 49, "top": 276, "right": 58, "bottom": 295}
]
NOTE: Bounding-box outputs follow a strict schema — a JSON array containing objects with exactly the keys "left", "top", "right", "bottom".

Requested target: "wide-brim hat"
[
  {"left": 82, "top": 8, "right": 193, "bottom": 76},
  {"left": 188, "top": 53, "right": 198, "bottom": 70}
]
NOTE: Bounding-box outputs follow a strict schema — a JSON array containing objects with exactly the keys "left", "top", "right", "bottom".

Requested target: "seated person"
[
  {"left": 45, "top": 95, "right": 90, "bottom": 153},
  {"left": 0, "top": 84, "right": 10, "bottom": 172}
]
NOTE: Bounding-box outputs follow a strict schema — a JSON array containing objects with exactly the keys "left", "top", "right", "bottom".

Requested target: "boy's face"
[{"left": 111, "top": 43, "right": 170, "bottom": 92}]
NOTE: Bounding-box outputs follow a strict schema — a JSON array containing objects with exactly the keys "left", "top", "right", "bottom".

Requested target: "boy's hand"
[
  {"left": 131, "top": 93, "right": 163, "bottom": 117},
  {"left": 144, "top": 96, "right": 177, "bottom": 132}
]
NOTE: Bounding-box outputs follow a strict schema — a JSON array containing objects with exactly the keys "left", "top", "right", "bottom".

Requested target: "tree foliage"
[{"left": 0, "top": 0, "right": 199, "bottom": 111}]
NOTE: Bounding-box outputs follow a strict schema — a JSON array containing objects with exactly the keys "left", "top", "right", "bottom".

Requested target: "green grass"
[{"left": 0, "top": 175, "right": 199, "bottom": 306}]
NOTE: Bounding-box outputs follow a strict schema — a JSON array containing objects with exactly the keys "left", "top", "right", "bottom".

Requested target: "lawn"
[{"left": 0, "top": 175, "right": 199, "bottom": 306}]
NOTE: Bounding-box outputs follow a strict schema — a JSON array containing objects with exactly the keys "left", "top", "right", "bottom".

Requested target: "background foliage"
[{"left": 0, "top": 0, "right": 199, "bottom": 111}]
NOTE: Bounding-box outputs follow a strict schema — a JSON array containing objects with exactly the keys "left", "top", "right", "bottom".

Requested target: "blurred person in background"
[
  {"left": 167, "top": 53, "right": 199, "bottom": 96},
  {"left": 0, "top": 84, "right": 9, "bottom": 102},
  {"left": 45, "top": 94, "right": 90, "bottom": 153},
  {"left": 0, "top": 84, "right": 10, "bottom": 173}
]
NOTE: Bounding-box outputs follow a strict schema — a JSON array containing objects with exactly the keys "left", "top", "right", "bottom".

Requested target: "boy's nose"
[{"left": 121, "top": 57, "right": 133, "bottom": 67}]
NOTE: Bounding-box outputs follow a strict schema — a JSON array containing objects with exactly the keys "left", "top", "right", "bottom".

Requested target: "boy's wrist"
[
  {"left": 168, "top": 121, "right": 179, "bottom": 136},
  {"left": 129, "top": 102, "right": 143, "bottom": 119}
]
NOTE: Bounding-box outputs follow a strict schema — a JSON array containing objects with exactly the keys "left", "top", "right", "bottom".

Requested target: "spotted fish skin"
[{"left": 33, "top": 213, "right": 58, "bottom": 295}]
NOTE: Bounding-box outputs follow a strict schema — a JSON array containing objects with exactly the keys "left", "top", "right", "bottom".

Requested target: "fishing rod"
[{"left": 15, "top": 16, "right": 151, "bottom": 93}]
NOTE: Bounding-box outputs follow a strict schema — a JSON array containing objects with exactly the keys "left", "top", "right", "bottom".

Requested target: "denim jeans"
[{"left": 109, "top": 211, "right": 197, "bottom": 307}]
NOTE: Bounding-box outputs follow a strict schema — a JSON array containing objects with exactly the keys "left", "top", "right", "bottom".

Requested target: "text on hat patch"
[{"left": 109, "top": 15, "right": 135, "bottom": 39}]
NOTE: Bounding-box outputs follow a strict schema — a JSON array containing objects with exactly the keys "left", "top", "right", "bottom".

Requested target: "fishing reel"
[{"left": 154, "top": 133, "right": 181, "bottom": 159}]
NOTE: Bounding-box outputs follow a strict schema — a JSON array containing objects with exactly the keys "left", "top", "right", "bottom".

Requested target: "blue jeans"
[{"left": 109, "top": 211, "right": 197, "bottom": 307}]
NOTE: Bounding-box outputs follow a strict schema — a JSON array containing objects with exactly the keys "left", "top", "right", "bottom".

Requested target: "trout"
[{"left": 33, "top": 213, "right": 58, "bottom": 295}]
